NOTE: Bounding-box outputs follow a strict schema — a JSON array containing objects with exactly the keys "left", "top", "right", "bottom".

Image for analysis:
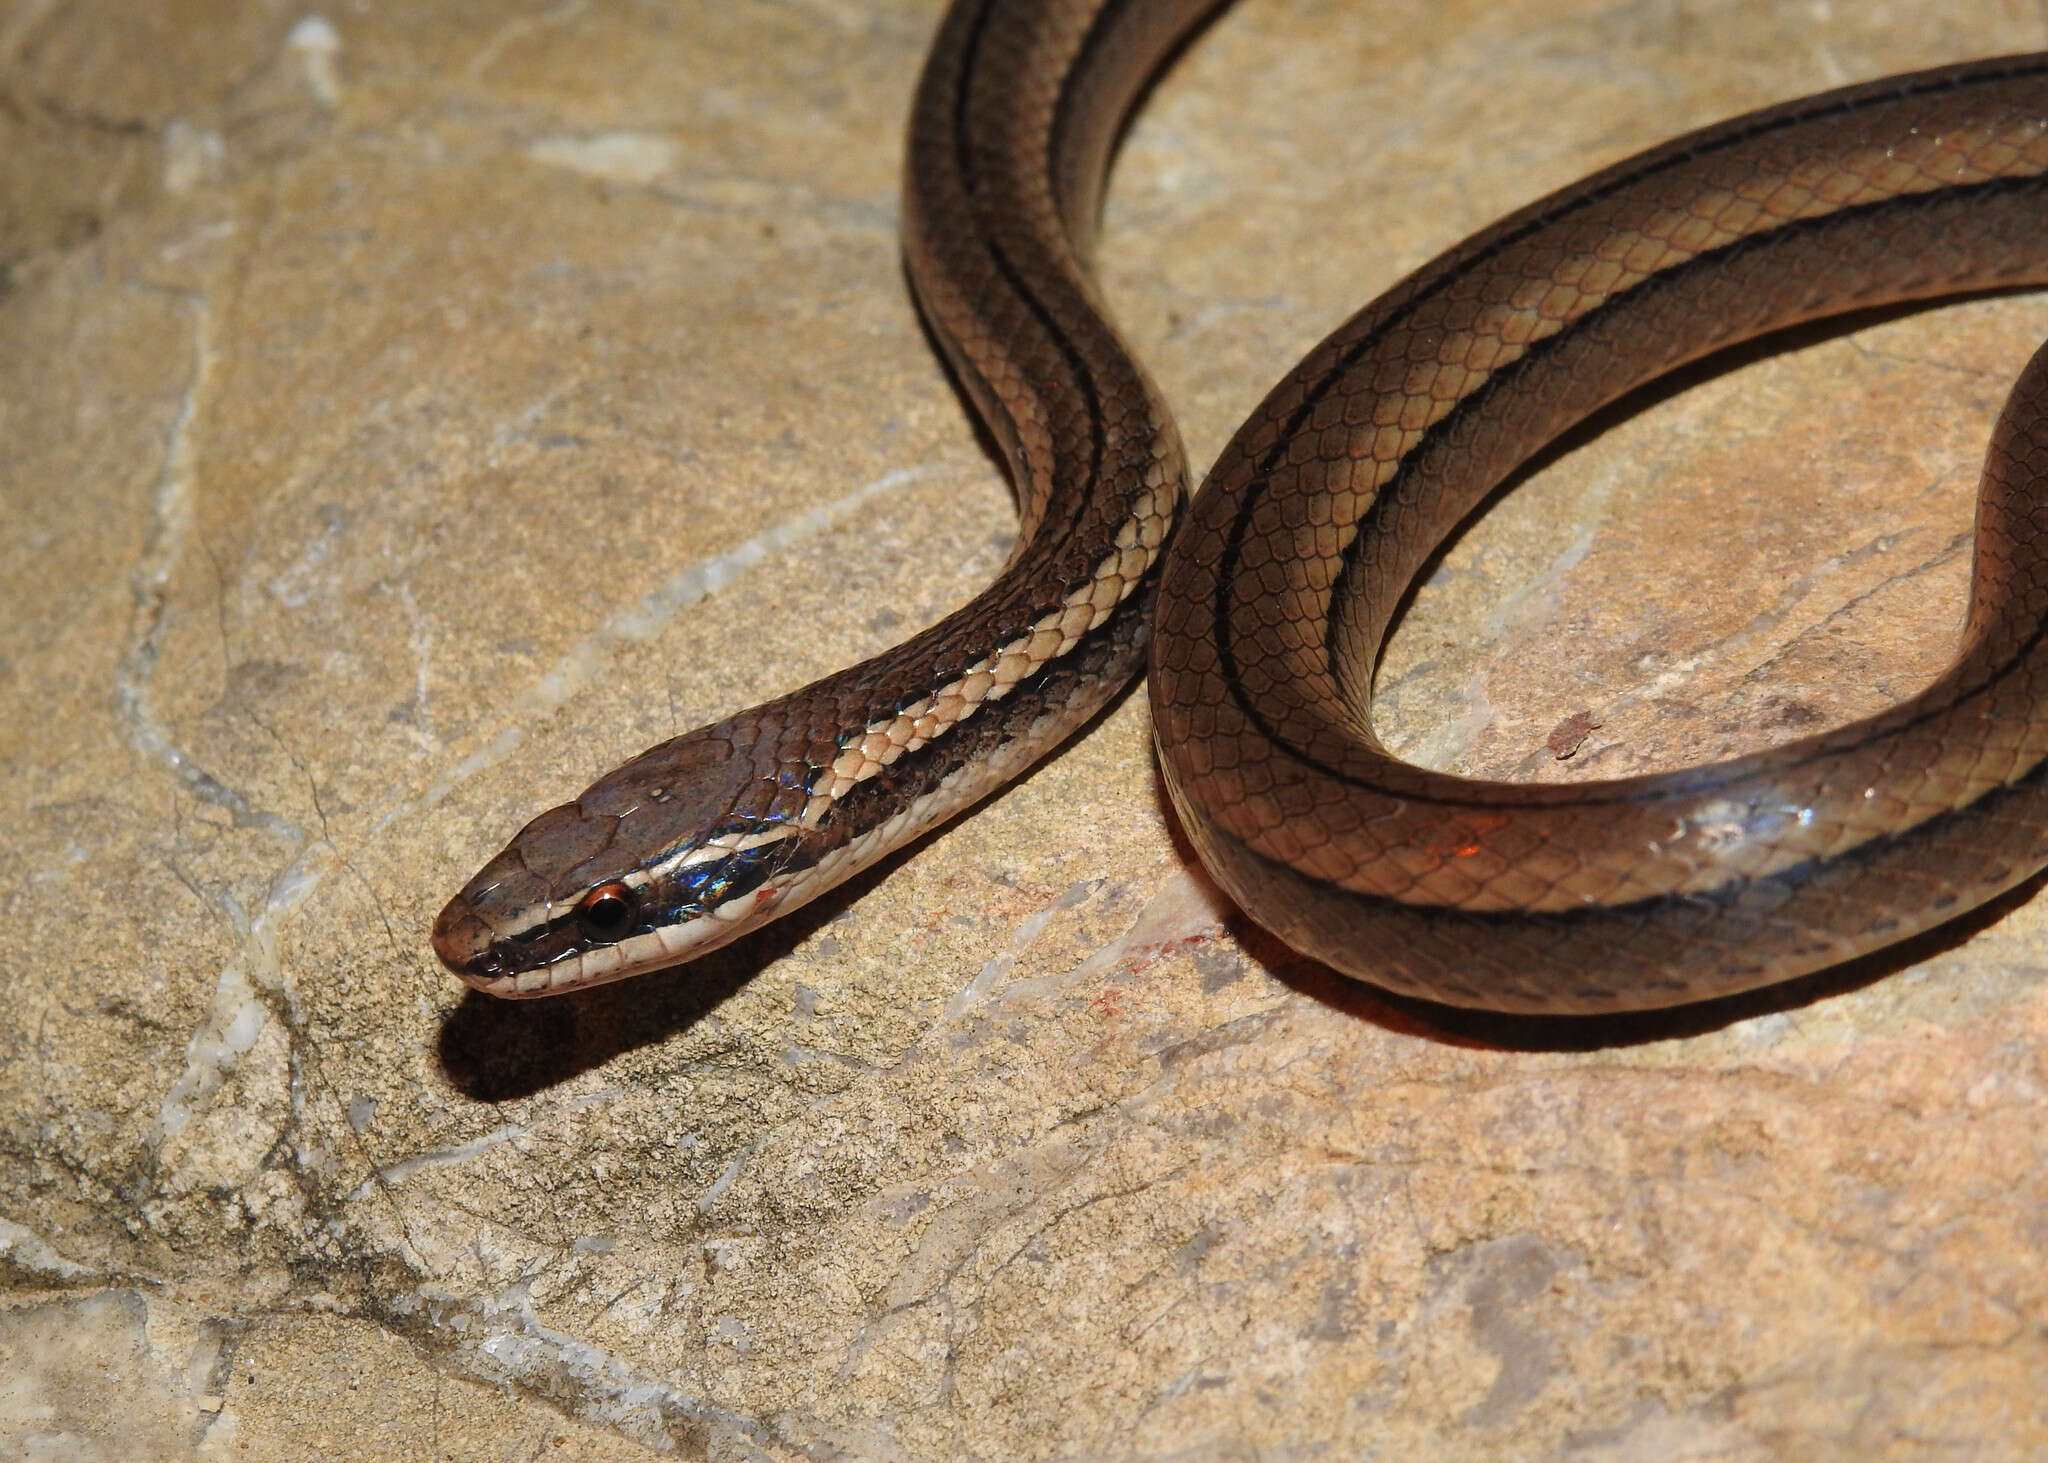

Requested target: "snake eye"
[{"left": 576, "top": 881, "right": 638, "bottom": 938}]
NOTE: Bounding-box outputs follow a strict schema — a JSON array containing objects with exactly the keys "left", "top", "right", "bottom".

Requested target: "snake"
[{"left": 432, "top": 0, "right": 2048, "bottom": 1013}]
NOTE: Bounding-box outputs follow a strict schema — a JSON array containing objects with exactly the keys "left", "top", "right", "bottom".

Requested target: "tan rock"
[{"left": 3, "top": 1, "right": 2044, "bottom": 1458}]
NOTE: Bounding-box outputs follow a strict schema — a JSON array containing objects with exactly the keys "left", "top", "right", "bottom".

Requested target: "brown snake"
[{"left": 433, "top": 0, "right": 2048, "bottom": 1012}]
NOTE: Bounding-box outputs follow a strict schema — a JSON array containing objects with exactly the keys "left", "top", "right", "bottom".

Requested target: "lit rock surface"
[{"left": 3, "top": 1, "right": 2046, "bottom": 1458}]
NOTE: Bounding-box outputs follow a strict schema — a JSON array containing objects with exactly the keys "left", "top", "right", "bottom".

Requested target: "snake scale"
[{"left": 434, "top": 0, "right": 2048, "bottom": 1013}]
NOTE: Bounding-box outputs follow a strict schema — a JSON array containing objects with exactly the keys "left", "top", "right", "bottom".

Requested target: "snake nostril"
[{"left": 429, "top": 897, "right": 478, "bottom": 969}]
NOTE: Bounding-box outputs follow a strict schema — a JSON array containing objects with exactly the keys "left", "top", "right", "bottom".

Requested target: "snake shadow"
[
  {"left": 435, "top": 856, "right": 889, "bottom": 1102},
  {"left": 435, "top": 683, "right": 1151, "bottom": 1103}
]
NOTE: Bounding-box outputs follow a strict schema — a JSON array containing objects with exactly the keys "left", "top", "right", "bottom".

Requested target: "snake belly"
[{"left": 434, "top": 0, "right": 2048, "bottom": 1012}]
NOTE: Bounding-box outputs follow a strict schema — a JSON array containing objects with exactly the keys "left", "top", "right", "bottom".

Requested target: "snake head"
[{"left": 432, "top": 723, "right": 818, "bottom": 997}]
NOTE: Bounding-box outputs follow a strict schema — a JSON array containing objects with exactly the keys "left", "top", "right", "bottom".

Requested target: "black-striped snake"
[{"left": 433, "top": 0, "right": 2048, "bottom": 1012}]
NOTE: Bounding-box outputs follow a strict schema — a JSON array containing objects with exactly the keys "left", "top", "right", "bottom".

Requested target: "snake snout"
[{"left": 430, "top": 892, "right": 505, "bottom": 986}]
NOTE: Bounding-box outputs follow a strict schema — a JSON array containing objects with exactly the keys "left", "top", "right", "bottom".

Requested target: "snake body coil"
[{"left": 434, "top": 0, "right": 2048, "bottom": 1012}]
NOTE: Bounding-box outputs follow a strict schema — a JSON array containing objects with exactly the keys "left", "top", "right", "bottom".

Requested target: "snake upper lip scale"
[{"left": 432, "top": 0, "right": 2048, "bottom": 1013}]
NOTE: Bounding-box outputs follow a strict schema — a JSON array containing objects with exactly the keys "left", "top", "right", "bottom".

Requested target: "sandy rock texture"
[{"left": 3, "top": 0, "right": 2045, "bottom": 1458}]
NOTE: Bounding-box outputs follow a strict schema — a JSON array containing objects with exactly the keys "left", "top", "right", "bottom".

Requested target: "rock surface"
[{"left": 3, "top": 0, "right": 2045, "bottom": 1458}]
